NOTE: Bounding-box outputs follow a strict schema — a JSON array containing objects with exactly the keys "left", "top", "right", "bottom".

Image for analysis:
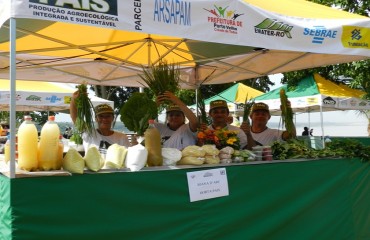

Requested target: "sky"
[{"left": 55, "top": 74, "right": 369, "bottom": 137}]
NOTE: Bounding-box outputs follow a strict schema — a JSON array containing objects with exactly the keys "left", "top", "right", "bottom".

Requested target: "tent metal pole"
[
  {"left": 320, "top": 105, "right": 325, "bottom": 148},
  {"left": 9, "top": 18, "right": 17, "bottom": 178}
]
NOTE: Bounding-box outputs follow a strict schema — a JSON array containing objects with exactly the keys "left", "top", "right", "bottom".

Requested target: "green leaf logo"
[{"left": 255, "top": 18, "right": 293, "bottom": 39}]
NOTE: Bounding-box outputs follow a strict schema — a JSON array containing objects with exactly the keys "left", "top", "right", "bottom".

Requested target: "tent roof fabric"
[
  {"left": 203, "top": 83, "right": 263, "bottom": 105},
  {"left": 255, "top": 74, "right": 366, "bottom": 101}
]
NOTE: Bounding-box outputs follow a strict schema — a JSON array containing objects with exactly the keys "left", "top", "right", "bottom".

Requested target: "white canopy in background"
[{"left": 0, "top": 79, "right": 114, "bottom": 111}]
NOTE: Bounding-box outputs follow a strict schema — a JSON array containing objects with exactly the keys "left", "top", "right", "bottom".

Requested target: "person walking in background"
[
  {"left": 310, "top": 128, "right": 314, "bottom": 136},
  {"left": 302, "top": 126, "right": 309, "bottom": 136}
]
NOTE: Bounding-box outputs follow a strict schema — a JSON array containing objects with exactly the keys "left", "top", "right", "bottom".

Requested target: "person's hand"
[
  {"left": 199, "top": 123, "right": 208, "bottom": 132},
  {"left": 240, "top": 121, "right": 251, "bottom": 135},
  {"left": 157, "top": 91, "right": 180, "bottom": 105}
]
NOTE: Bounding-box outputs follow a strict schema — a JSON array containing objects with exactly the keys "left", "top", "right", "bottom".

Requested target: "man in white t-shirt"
[
  {"left": 241, "top": 102, "right": 296, "bottom": 146},
  {"left": 70, "top": 91, "right": 131, "bottom": 154},
  {"left": 206, "top": 100, "right": 254, "bottom": 150},
  {"left": 155, "top": 91, "right": 198, "bottom": 150}
]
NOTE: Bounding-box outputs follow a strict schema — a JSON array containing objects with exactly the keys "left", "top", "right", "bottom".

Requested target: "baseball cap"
[
  {"left": 209, "top": 100, "right": 228, "bottom": 111},
  {"left": 95, "top": 104, "right": 114, "bottom": 115},
  {"left": 166, "top": 104, "right": 183, "bottom": 113},
  {"left": 250, "top": 102, "right": 270, "bottom": 114}
]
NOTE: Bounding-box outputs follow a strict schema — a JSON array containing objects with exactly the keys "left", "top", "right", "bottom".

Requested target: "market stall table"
[{"left": 0, "top": 158, "right": 369, "bottom": 240}]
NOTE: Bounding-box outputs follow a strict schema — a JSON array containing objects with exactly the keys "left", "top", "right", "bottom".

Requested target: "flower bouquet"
[{"left": 197, "top": 128, "right": 240, "bottom": 150}]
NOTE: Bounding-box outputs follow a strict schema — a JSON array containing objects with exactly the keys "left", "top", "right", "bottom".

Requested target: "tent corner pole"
[{"left": 9, "top": 18, "right": 17, "bottom": 178}]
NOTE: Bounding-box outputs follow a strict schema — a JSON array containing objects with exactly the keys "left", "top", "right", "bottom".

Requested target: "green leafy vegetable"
[
  {"left": 242, "top": 96, "right": 254, "bottom": 125},
  {"left": 139, "top": 61, "right": 180, "bottom": 97},
  {"left": 120, "top": 93, "right": 158, "bottom": 136},
  {"left": 75, "top": 83, "right": 95, "bottom": 137}
]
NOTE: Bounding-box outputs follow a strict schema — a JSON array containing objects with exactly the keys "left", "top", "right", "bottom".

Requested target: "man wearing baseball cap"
[
  {"left": 70, "top": 91, "right": 131, "bottom": 155},
  {"left": 240, "top": 102, "right": 296, "bottom": 146},
  {"left": 205, "top": 99, "right": 254, "bottom": 150},
  {"left": 154, "top": 91, "right": 198, "bottom": 150}
]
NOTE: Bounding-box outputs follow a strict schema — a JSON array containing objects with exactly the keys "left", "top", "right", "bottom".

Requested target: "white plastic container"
[
  {"left": 18, "top": 116, "right": 38, "bottom": 171},
  {"left": 38, "top": 116, "right": 61, "bottom": 170}
]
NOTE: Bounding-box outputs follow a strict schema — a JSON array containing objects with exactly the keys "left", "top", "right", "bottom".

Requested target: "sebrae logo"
[
  {"left": 204, "top": 4, "right": 244, "bottom": 34},
  {"left": 303, "top": 26, "right": 337, "bottom": 44},
  {"left": 46, "top": 95, "right": 62, "bottom": 103},
  {"left": 341, "top": 26, "right": 370, "bottom": 49},
  {"left": 30, "top": 0, "right": 118, "bottom": 15},
  {"left": 254, "top": 18, "right": 293, "bottom": 38}
]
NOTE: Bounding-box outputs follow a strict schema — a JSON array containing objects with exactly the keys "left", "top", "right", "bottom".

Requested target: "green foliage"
[
  {"left": 139, "top": 61, "right": 180, "bottom": 96},
  {"left": 119, "top": 92, "right": 158, "bottom": 136},
  {"left": 271, "top": 138, "right": 370, "bottom": 162}
]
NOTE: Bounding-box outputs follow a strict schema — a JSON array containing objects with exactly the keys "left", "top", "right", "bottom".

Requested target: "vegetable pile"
[
  {"left": 120, "top": 92, "right": 158, "bottom": 136},
  {"left": 271, "top": 138, "right": 370, "bottom": 162}
]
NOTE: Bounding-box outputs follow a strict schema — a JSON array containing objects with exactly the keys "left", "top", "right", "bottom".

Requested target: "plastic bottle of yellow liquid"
[
  {"left": 144, "top": 119, "right": 163, "bottom": 166},
  {"left": 18, "top": 115, "right": 39, "bottom": 171},
  {"left": 38, "top": 116, "right": 60, "bottom": 170},
  {"left": 4, "top": 138, "right": 10, "bottom": 163},
  {"left": 57, "top": 135, "right": 64, "bottom": 169}
]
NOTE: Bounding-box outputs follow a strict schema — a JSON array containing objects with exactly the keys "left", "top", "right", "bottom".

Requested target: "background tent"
[
  {"left": 190, "top": 83, "right": 263, "bottom": 113},
  {"left": 254, "top": 73, "right": 370, "bottom": 137},
  {"left": 0, "top": 79, "right": 114, "bottom": 111},
  {"left": 0, "top": 0, "right": 369, "bottom": 89},
  {"left": 254, "top": 73, "right": 370, "bottom": 114}
]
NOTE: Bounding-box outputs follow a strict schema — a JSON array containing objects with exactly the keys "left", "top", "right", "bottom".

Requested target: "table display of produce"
[{"left": 1, "top": 157, "right": 369, "bottom": 240}]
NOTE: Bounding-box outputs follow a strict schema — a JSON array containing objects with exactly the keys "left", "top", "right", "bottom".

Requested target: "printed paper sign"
[{"left": 186, "top": 168, "right": 229, "bottom": 202}]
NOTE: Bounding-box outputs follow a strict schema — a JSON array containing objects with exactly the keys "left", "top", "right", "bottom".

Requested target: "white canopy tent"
[
  {"left": 0, "top": 79, "right": 114, "bottom": 112},
  {"left": 1, "top": 0, "right": 370, "bottom": 177}
]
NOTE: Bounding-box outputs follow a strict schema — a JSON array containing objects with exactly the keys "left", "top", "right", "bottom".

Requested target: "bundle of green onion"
[
  {"left": 280, "top": 89, "right": 295, "bottom": 137},
  {"left": 139, "top": 61, "right": 180, "bottom": 97},
  {"left": 242, "top": 96, "right": 254, "bottom": 125},
  {"left": 75, "top": 83, "right": 96, "bottom": 137},
  {"left": 196, "top": 87, "right": 208, "bottom": 124}
]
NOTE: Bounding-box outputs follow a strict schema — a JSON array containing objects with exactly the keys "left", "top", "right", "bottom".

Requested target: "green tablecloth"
[{"left": 1, "top": 158, "right": 369, "bottom": 240}]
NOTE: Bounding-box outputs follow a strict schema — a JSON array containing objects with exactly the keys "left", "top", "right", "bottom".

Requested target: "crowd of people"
[{"left": 70, "top": 90, "right": 297, "bottom": 153}]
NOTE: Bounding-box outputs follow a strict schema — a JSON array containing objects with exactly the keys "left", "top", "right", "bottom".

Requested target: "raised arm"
[{"left": 157, "top": 91, "right": 199, "bottom": 132}]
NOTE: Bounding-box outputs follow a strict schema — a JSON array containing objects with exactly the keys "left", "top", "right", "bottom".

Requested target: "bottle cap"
[
  {"left": 148, "top": 119, "right": 155, "bottom": 124},
  {"left": 48, "top": 116, "right": 55, "bottom": 121},
  {"left": 24, "top": 115, "right": 32, "bottom": 121}
]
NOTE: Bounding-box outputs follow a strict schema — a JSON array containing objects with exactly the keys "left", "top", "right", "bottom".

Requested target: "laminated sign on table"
[{"left": 186, "top": 168, "right": 229, "bottom": 202}]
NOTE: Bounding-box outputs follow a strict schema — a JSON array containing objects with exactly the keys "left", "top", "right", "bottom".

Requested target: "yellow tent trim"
[
  {"left": 244, "top": 0, "right": 367, "bottom": 19},
  {"left": 234, "top": 83, "right": 263, "bottom": 103},
  {"left": 315, "top": 74, "right": 366, "bottom": 98}
]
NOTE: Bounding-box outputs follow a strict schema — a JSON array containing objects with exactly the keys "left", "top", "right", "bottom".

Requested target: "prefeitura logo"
[{"left": 204, "top": 4, "right": 244, "bottom": 34}]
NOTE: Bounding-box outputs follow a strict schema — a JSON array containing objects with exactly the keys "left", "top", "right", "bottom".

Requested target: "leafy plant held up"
[
  {"left": 74, "top": 83, "right": 95, "bottom": 137},
  {"left": 139, "top": 61, "right": 180, "bottom": 97},
  {"left": 120, "top": 92, "right": 158, "bottom": 136}
]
